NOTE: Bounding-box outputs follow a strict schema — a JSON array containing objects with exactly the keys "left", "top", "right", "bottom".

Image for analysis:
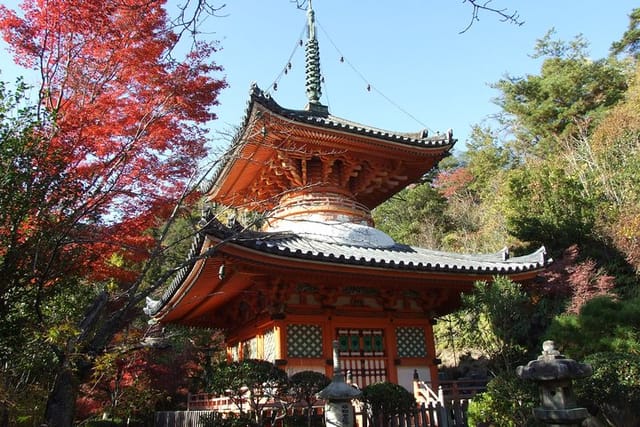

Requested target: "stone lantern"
[
  {"left": 516, "top": 340, "right": 592, "bottom": 426},
  {"left": 317, "top": 340, "right": 362, "bottom": 427}
]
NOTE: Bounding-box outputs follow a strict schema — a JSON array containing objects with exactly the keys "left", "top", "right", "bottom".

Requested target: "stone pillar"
[
  {"left": 516, "top": 340, "right": 592, "bottom": 427},
  {"left": 317, "top": 341, "right": 362, "bottom": 427}
]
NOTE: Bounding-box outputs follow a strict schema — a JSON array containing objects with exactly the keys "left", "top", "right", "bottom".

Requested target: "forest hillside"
[{"left": 373, "top": 10, "right": 640, "bottom": 426}]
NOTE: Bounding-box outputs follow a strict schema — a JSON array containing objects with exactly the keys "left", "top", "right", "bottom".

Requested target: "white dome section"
[{"left": 269, "top": 216, "right": 395, "bottom": 249}]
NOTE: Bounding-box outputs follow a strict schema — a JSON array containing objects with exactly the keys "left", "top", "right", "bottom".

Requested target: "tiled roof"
[
  {"left": 227, "top": 230, "right": 549, "bottom": 274},
  {"left": 146, "top": 219, "right": 549, "bottom": 318},
  {"left": 247, "top": 83, "right": 455, "bottom": 147},
  {"left": 201, "top": 84, "right": 455, "bottom": 194}
]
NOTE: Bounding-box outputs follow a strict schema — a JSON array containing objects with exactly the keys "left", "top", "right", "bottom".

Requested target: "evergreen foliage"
[
  {"left": 288, "top": 371, "right": 330, "bottom": 427},
  {"left": 360, "top": 382, "right": 417, "bottom": 424},
  {"left": 466, "top": 375, "right": 540, "bottom": 427},
  {"left": 577, "top": 352, "right": 640, "bottom": 426},
  {"left": 375, "top": 15, "right": 640, "bottom": 425},
  {"left": 545, "top": 296, "right": 640, "bottom": 360},
  {"left": 205, "top": 360, "right": 290, "bottom": 425},
  {"left": 611, "top": 8, "right": 640, "bottom": 58}
]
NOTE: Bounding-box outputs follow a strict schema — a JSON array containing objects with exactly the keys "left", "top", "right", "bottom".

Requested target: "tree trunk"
[
  {"left": 44, "top": 366, "right": 77, "bottom": 427},
  {"left": 0, "top": 403, "right": 9, "bottom": 427},
  {"left": 43, "top": 292, "right": 130, "bottom": 427}
]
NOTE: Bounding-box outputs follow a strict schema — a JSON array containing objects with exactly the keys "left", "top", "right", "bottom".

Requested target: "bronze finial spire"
[{"left": 304, "top": 0, "right": 328, "bottom": 115}]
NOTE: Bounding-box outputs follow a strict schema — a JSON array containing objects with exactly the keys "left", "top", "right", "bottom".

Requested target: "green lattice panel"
[
  {"left": 338, "top": 334, "right": 349, "bottom": 352},
  {"left": 287, "top": 324, "right": 323, "bottom": 358},
  {"left": 396, "top": 327, "right": 427, "bottom": 358}
]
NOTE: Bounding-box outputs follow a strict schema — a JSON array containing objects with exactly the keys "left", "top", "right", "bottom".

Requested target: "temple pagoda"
[{"left": 145, "top": 3, "right": 549, "bottom": 391}]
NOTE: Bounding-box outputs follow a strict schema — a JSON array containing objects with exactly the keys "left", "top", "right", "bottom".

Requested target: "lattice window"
[
  {"left": 338, "top": 329, "right": 384, "bottom": 356},
  {"left": 263, "top": 328, "right": 276, "bottom": 362},
  {"left": 287, "top": 324, "right": 323, "bottom": 358},
  {"left": 396, "top": 326, "right": 427, "bottom": 358}
]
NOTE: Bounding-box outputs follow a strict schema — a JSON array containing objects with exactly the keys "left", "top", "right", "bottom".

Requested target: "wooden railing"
[
  {"left": 187, "top": 393, "right": 242, "bottom": 411},
  {"left": 414, "top": 378, "right": 486, "bottom": 406},
  {"left": 157, "top": 402, "right": 468, "bottom": 427},
  {"left": 438, "top": 379, "right": 487, "bottom": 402},
  {"left": 354, "top": 401, "right": 469, "bottom": 427},
  {"left": 179, "top": 379, "right": 484, "bottom": 427}
]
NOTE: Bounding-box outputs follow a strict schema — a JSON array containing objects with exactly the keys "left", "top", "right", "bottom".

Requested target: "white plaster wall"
[
  {"left": 396, "top": 366, "right": 431, "bottom": 393},
  {"left": 285, "top": 365, "right": 326, "bottom": 378}
]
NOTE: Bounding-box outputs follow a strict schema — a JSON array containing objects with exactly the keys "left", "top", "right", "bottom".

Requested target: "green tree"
[
  {"left": 436, "top": 127, "right": 515, "bottom": 253},
  {"left": 373, "top": 182, "right": 451, "bottom": 247},
  {"left": 288, "top": 371, "right": 330, "bottom": 427},
  {"left": 503, "top": 160, "right": 596, "bottom": 252},
  {"left": 450, "top": 277, "right": 536, "bottom": 372},
  {"left": 467, "top": 375, "right": 540, "bottom": 427},
  {"left": 545, "top": 296, "right": 640, "bottom": 360},
  {"left": 206, "top": 360, "right": 290, "bottom": 426},
  {"left": 462, "top": 126, "right": 512, "bottom": 196},
  {"left": 360, "top": 382, "right": 416, "bottom": 426},
  {"left": 611, "top": 8, "right": 640, "bottom": 59},
  {"left": 494, "top": 30, "right": 628, "bottom": 157},
  {"left": 576, "top": 352, "right": 640, "bottom": 426},
  {"left": 449, "top": 278, "right": 550, "bottom": 426},
  {"left": 0, "top": 80, "right": 81, "bottom": 425}
]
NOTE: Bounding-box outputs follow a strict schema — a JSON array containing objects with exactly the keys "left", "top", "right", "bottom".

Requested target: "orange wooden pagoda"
[{"left": 145, "top": 4, "right": 549, "bottom": 391}]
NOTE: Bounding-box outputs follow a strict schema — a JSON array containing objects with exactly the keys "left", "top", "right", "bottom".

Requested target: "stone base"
[{"left": 533, "top": 407, "right": 589, "bottom": 425}]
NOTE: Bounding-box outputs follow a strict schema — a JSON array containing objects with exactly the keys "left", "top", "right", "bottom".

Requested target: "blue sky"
[
  {"left": 0, "top": 1, "right": 635, "bottom": 151},
  {"left": 202, "top": 1, "right": 634, "bottom": 150}
]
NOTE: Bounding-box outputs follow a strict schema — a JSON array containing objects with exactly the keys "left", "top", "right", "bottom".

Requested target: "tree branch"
[{"left": 460, "top": 0, "right": 524, "bottom": 34}]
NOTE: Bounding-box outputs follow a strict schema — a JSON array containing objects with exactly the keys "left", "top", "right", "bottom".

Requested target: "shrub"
[
  {"left": 361, "top": 382, "right": 416, "bottom": 424},
  {"left": 289, "top": 371, "right": 330, "bottom": 427},
  {"left": 576, "top": 352, "right": 640, "bottom": 426},
  {"left": 467, "top": 374, "right": 541, "bottom": 427}
]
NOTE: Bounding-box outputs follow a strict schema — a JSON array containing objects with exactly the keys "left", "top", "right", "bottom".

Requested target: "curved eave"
[
  {"left": 225, "top": 235, "right": 549, "bottom": 280},
  {"left": 245, "top": 83, "right": 455, "bottom": 149},
  {"left": 147, "top": 225, "right": 550, "bottom": 324},
  {"left": 202, "top": 84, "right": 455, "bottom": 204}
]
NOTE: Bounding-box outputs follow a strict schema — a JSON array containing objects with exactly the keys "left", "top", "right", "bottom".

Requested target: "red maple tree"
[
  {"left": 0, "top": 0, "right": 226, "bottom": 425},
  {"left": 77, "top": 327, "right": 216, "bottom": 421},
  {"left": 538, "top": 244, "right": 615, "bottom": 314},
  {"left": 1, "top": 0, "right": 225, "bottom": 282}
]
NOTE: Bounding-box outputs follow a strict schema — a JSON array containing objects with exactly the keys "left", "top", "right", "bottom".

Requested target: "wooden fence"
[
  {"left": 155, "top": 411, "right": 211, "bottom": 427},
  {"left": 156, "top": 400, "right": 468, "bottom": 427},
  {"left": 157, "top": 378, "right": 482, "bottom": 427},
  {"left": 354, "top": 400, "right": 468, "bottom": 427}
]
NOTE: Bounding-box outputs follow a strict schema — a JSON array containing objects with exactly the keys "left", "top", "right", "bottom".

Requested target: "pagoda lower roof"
[
  {"left": 207, "top": 221, "right": 548, "bottom": 274},
  {"left": 145, "top": 218, "right": 550, "bottom": 319}
]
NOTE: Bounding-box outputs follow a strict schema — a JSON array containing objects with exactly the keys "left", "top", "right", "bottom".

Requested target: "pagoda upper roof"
[
  {"left": 237, "top": 84, "right": 454, "bottom": 148},
  {"left": 202, "top": 84, "right": 455, "bottom": 210}
]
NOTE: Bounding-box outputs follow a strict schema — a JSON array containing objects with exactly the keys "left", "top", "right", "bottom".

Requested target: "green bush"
[
  {"left": 289, "top": 371, "right": 330, "bottom": 427},
  {"left": 361, "top": 382, "right": 416, "bottom": 423},
  {"left": 282, "top": 413, "right": 324, "bottom": 427},
  {"left": 576, "top": 352, "right": 640, "bottom": 426},
  {"left": 546, "top": 296, "right": 640, "bottom": 360},
  {"left": 467, "top": 375, "right": 541, "bottom": 427},
  {"left": 84, "top": 421, "right": 124, "bottom": 427}
]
